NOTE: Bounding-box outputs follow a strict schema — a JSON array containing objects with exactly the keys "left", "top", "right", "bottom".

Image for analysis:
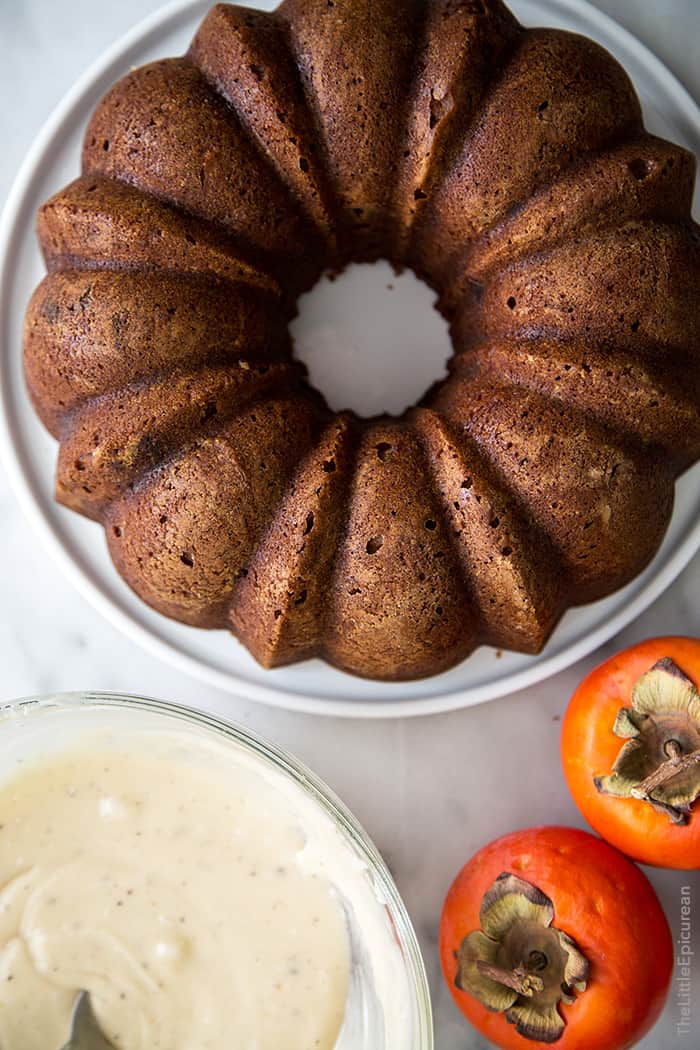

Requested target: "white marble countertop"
[{"left": 1, "top": 1, "right": 699, "bottom": 1047}]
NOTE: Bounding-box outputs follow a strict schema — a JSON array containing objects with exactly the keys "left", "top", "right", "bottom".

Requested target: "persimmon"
[
  {"left": 562, "top": 636, "right": 700, "bottom": 869},
  {"left": 439, "top": 826, "right": 672, "bottom": 1050}
]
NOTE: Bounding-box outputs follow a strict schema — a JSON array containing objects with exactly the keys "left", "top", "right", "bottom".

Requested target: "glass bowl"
[{"left": 0, "top": 691, "right": 433, "bottom": 1049}]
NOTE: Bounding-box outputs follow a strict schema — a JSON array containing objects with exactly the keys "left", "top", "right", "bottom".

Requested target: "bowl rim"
[{"left": 0, "top": 689, "right": 435, "bottom": 1048}]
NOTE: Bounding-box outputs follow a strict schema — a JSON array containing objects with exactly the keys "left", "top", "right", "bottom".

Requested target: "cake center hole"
[{"left": 291, "top": 262, "right": 451, "bottom": 418}]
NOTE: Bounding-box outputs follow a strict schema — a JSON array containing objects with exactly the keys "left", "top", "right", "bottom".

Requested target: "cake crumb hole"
[
  {"left": 366, "top": 535, "right": 384, "bottom": 554},
  {"left": 628, "top": 157, "right": 653, "bottom": 181}
]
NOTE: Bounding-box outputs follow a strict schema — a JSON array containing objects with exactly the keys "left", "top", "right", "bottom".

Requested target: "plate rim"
[{"left": 1, "top": 0, "right": 699, "bottom": 719}]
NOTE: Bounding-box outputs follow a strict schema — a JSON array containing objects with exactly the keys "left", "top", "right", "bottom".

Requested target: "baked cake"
[{"left": 24, "top": 0, "right": 700, "bottom": 680}]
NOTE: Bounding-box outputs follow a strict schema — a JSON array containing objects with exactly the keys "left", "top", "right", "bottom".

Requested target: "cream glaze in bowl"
[{"left": 0, "top": 692, "right": 433, "bottom": 1049}]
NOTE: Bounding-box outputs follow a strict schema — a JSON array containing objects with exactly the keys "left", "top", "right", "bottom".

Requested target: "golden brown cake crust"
[
  {"left": 82, "top": 58, "right": 327, "bottom": 292},
  {"left": 189, "top": 4, "right": 338, "bottom": 257},
  {"left": 24, "top": 269, "right": 288, "bottom": 436},
  {"left": 24, "top": 0, "right": 700, "bottom": 682},
  {"left": 105, "top": 394, "right": 322, "bottom": 629},
  {"left": 38, "top": 176, "right": 281, "bottom": 293}
]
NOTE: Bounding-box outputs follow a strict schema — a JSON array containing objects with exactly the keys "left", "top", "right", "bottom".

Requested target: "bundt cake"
[{"left": 24, "top": 0, "right": 700, "bottom": 681}]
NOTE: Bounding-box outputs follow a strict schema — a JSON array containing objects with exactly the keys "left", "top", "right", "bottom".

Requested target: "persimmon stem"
[
  {"left": 476, "top": 960, "right": 544, "bottom": 997},
  {"left": 631, "top": 742, "right": 700, "bottom": 800}
]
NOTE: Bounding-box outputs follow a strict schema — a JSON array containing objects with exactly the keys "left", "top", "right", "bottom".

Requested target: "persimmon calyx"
[
  {"left": 594, "top": 657, "right": 700, "bottom": 824},
  {"left": 455, "top": 873, "right": 589, "bottom": 1043}
]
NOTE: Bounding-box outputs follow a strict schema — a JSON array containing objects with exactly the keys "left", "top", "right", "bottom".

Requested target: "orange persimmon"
[
  {"left": 562, "top": 636, "right": 700, "bottom": 869},
  {"left": 439, "top": 826, "right": 672, "bottom": 1050}
]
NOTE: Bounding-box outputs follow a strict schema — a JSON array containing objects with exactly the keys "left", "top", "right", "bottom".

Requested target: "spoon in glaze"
[{"left": 60, "top": 993, "right": 117, "bottom": 1050}]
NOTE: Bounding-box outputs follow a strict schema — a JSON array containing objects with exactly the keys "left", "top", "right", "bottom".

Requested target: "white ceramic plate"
[{"left": 1, "top": 0, "right": 699, "bottom": 717}]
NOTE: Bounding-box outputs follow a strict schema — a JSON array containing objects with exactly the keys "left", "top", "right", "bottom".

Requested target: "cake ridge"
[
  {"left": 49, "top": 352, "right": 298, "bottom": 438},
  {"left": 110, "top": 387, "right": 322, "bottom": 503},
  {"left": 55, "top": 362, "right": 308, "bottom": 520},
  {"left": 444, "top": 133, "right": 696, "bottom": 303},
  {"left": 409, "top": 24, "right": 644, "bottom": 285},
  {"left": 464, "top": 214, "right": 699, "bottom": 286},
  {"left": 273, "top": 2, "right": 348, "bottom": 253},
  {"left": 24, "top": 267, "right": 291, "bottom": 436},
  {"left": 228, "top": 414, "right": 359, "bottom": 668},
  {"left": 103, "top": 393, "right": 322, "bottom": 629},
  {"left": 322, "top": 417, "right": 479, "bottom": 680},
  {"left": 451, "top": 217, "right": 700, "bottom": 357},
  {"left": 189, "top": 4, "right": 340, "bottom": 259},
  {"left": 30, "top": 338, "right": 294, "bottom": 442},
  {"left": 396, "top": 0, "right": 524, "bottom": 260},
  {"left": 411, "top": 406, "right": 567, "bottom": 652},
  {"left": 39, "top": 176, "right": 282, "bottom": 294},
  {"left": 432, "top": 376, "right": 676, "bottom": 601},
  {"left": 279, "top": 0, "right": 430, "bottom": 259},
  {"left": 81, "top": 57, "right": 326, "bottom": 293},
  {"left": 454, "top": 339, "right": 700, "bottom": 473}
]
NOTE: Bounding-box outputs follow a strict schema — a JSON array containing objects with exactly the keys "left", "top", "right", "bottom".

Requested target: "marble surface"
[{"left": 1, "top": 1, "right": 699, "bottom": 1047}]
